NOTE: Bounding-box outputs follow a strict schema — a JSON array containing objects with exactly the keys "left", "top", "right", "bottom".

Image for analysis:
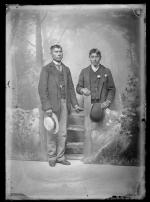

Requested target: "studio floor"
[{"left": 6, "top": 159, "right": 144, "bottom": 199}]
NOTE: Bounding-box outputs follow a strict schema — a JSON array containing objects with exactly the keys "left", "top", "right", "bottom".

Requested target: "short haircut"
[
  {"left": 50, "top": 44, "right": 62, "bottom": 52},
  {"left": 89, "top": 48, "right": 101, "bottom": 58}
]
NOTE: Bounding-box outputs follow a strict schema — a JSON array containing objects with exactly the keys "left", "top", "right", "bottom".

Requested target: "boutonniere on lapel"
[
  {"left": 104, "top": 74, "right": 108, "bottom": 78},
  {"left": 97, "top": 75, "right": 101, "bottom": 79}
]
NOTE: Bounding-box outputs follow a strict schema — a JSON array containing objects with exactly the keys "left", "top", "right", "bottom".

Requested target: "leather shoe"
[
  {"left": 48, "top": 160, "right": 56, "bottom": 167},
  {"left": 57, "top": 160, "right": 71, "bottom": 165}
]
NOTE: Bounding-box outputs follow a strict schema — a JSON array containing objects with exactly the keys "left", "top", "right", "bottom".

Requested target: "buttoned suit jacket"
[
  {"left": 76, "top": 64, "right": 116, "bottom": 106},
  {"left": 38, "top": 61, "right": 78, "bottom": 118}
]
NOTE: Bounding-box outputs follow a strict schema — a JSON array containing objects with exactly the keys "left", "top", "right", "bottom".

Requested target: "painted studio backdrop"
[{"left": 6, "top": 5, "right": 145, "bottom": 165}]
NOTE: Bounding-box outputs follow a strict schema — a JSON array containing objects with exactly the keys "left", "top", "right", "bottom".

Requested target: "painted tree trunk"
[{"left": 35, "top": 13, "right": 47, "bottom": 160}]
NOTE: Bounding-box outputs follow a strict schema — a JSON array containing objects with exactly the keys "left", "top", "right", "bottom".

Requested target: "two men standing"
[{"left": 38, "top": 45, "right": 116, "bottom": 166}]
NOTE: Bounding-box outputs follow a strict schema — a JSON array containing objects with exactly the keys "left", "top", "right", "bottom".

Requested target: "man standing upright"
[
  {"left": 38, "top": 44, "right": 81, "bottom": 167},
  {"left": 76, "top": 48, "right": 116, "bottom": 162}
]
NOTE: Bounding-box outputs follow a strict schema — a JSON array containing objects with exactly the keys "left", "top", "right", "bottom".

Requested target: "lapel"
[
  {"left": 97, "top": 64, "right": 105, "bottom": 96},
  {"left": 88, "top": 64, "right": 105, "bottom": 94},
  {"left": 87, "top": 64, "right": 105, "bottom": 87},
  {"left": 49, "top": 61, "right": 67, "bottom": 91},
  {"left": 85, "top": 66, "right": 91, "bottom": 89},
  {"left": 61, "top": 63, "right": 67, "bottom": 91},
  {"left": 49, "top": 61, "right": 59, "bottom": 87},
  {"left": 97, "top": 64, "right": 105, "bottom": 82}
]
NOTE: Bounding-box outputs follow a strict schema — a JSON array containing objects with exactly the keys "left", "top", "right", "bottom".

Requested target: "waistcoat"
[
  {"left": 56, "top": 68, "right": 66, "bottom": 99},
  {"left": 90, "top": 68, "right": 101, "bottom": 100}
]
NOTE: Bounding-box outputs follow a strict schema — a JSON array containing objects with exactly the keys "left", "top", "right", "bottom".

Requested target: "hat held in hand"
[
  {"left": 90, "top": 103, "right": 105, "bottom": 122},
  {"left": 44, "top": 113, "right": 59, "bottom": 134}
]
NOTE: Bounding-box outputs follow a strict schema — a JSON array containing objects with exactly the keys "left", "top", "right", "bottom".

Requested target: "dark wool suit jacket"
[
  {"left": 76, "top": 64, "right": 116, "bottom": 106},
  {"left": 38, "top": 61, "right": 78, "bottom": 118}
]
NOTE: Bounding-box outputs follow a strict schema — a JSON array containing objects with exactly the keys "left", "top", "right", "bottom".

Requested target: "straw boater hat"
[
  {"left": 90, "top": 103, "right": 105, "bottom": 122},
  {"left": 44, "top": 113, "right": 59, "bottom": 134}
]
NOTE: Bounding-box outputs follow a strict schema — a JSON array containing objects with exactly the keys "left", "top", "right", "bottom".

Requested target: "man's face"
[
  {"left": 89, "top": 53, "right": 101, "bottom": 67},
  {"left": 51, "top": 47, "right": 63, "bottom": 62}
]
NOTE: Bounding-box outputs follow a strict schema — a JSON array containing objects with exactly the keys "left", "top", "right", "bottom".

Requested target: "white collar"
[
  {"left": 91, "top": 64, "right": 100, "bottom": 72},
  {"left": 53, "top": 60, "right": 62, "bottom": 66}
]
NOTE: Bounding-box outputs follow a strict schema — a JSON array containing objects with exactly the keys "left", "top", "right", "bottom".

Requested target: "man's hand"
[
  {"left": 74, "top": 105, "right": 84, "bottom": 113},
  {"left": 101, "top": 100, "right": 111, "bottom": 109},
  {"left": 80, "top": 88, "right": 91, "bottom": 96},
  {"left": 46, "top": 109, "right": 53, "bottom": 117}
]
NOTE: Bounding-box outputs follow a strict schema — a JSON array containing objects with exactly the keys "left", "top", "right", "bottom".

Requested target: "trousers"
[
  {"left": 83, "top": 95, "right": 103, "bottom": 158},
  {"left": 46, "top": 99, "right": 68, "bottom": 161}
]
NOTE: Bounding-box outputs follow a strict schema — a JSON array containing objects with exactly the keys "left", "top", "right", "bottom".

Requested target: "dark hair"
[
  {"left": 89, "top": 48, "right": 101, "bottom": 58},
  {"left": 50, "top": 44, "right": 62, "bottom": 51}
]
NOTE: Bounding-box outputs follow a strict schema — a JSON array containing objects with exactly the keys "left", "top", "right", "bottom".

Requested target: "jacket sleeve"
[
  {"left": 38, "top": 67, "right": 52, "bottom": 111},
  {"left": 106, "top": 69, "right": 116, "bottom": 104},
  {"left": 76, "top": 69, "right": 84, "bottom": 95},
  {"left": 67, "top": 68, "right": 78, "bottom": 107}
]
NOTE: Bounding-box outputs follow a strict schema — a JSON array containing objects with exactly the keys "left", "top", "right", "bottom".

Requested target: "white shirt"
[{"left": 91, "top": 64, "right": 100, "bottom": 72}]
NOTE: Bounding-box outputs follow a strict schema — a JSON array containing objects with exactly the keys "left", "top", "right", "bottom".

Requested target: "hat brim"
[
  {"left": 51, "top": 113, "right": 59, "bottom": 134},
  {"left": 44, "top": 113, "right": 59, "bottom": 134}
]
